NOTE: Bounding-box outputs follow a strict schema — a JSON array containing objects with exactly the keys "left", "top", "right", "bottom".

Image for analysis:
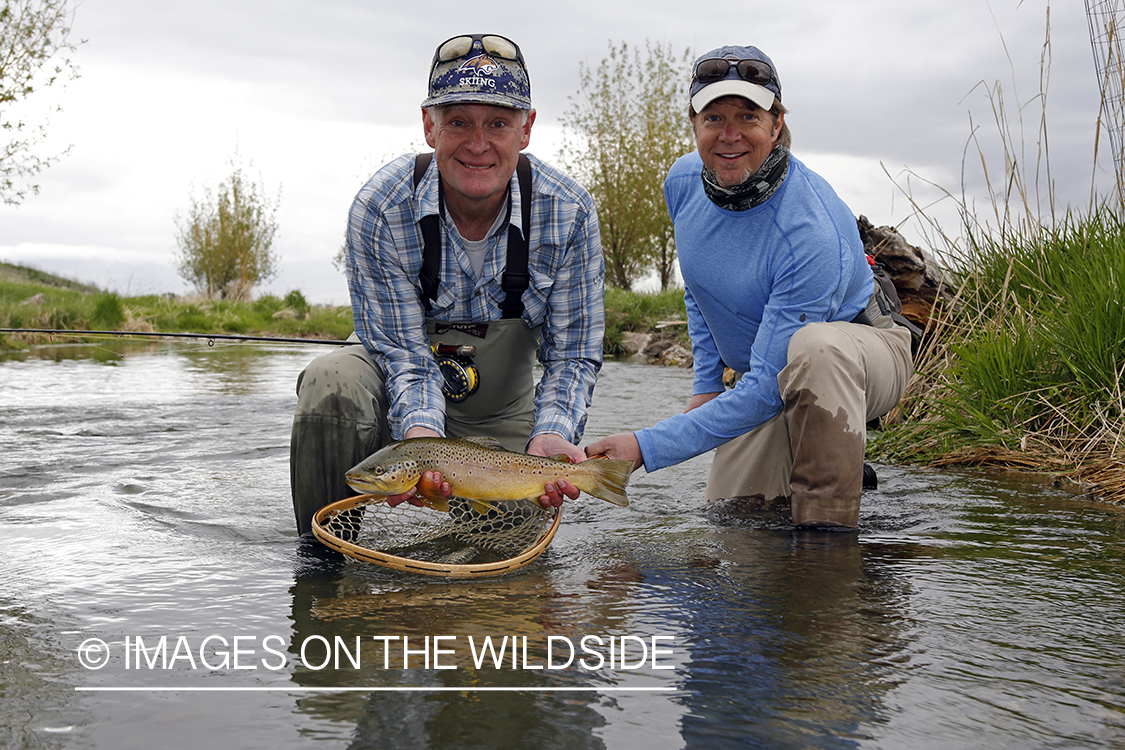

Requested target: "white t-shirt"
[{"left": 451, "top": 208, "right": 506, "bottom": 280}]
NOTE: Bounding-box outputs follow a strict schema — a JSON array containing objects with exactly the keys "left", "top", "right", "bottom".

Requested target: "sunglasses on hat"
[
  {"left": 433, "top": 34, "right": 524, "bottom": 66},
  {"left": 692, "top": 57, "right": 775, "bottom": 87}
]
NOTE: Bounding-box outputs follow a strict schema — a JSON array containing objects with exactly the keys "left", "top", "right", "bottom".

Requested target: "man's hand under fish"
[{"left": 386, "top": 428, "right": 584, "bottom": 509}]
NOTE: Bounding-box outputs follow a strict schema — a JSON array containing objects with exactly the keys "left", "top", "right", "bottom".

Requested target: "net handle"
[{"left": 311, "top": 494, "right": 563, "bottom": 578}]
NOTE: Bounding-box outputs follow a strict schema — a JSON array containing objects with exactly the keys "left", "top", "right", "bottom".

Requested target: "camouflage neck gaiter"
[{"left": 701, "top": 145, "right": 790, "bottom": 211}]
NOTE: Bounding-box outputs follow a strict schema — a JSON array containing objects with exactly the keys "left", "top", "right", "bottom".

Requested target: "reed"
[{"left": 872, "top": 9, "right": 1125, "bottom": 503}]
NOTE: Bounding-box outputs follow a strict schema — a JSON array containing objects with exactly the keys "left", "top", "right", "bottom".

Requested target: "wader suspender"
[{"left": 413, "top": 152, "right": 533, "bottom": 319}]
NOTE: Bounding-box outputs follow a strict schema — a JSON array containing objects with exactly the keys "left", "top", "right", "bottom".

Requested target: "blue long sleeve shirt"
[
  {"left": 635, "top": 151, "right": 873, "bottom": 471},
  {"left": 345, "top": 152, "right": 606, "bottom": 443}
]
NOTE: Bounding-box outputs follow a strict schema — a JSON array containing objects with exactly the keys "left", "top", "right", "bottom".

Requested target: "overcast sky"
[{"left": 1, "top": 0, "right": 1115, "bottom": 304}]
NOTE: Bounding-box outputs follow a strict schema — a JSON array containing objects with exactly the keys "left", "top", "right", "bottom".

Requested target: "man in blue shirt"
[
  {"left": 290, "top": 34, "right": 606, "bottom": 536},
  {"left": 586, "top": 45, "right": 914, "bottom": 529}
]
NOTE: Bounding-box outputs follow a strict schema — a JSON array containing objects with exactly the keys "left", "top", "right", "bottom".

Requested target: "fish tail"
[{"left": 580, "top": 458, "right": 633, "bottom": 507}]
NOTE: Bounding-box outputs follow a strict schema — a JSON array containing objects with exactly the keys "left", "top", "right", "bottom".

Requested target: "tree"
[
  {"left": 174, "top": 157, "right": 280, "bottom": 300},
  {"left": 0, "top": 0, "right": 82, "bottom": 205},
  {"left": 557, "top": 40, "right": 695, "bottom": 290}
]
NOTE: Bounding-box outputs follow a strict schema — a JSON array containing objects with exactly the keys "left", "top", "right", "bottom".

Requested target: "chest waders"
[
  {"left": 426, "top": 319, "right": 539, "bottom": 452},
  {"left": 416, "top": 152, "right": 539, "bottom": 453}
]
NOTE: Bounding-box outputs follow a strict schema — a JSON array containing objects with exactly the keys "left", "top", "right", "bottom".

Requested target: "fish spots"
[{"left": 345, "top": 436, "right": 632, "bottom": 507}]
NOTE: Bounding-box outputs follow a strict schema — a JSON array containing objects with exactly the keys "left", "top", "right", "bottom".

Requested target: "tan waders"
[
  {"left": 289, "top": 319, "right": 540, "bottom": 535},
  {"left": 705, "top": 321, "right": 913, "bottom": 529}
]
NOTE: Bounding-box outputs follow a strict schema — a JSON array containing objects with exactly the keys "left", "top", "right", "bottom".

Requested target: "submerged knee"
[{"left": 294, "top": 347, "right": 385, "bottom": 418}]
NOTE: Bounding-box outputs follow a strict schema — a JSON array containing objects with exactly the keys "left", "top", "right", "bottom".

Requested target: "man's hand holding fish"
[
  {"left": 346, "top": 437, "right": 632, "bottom": 514},
  {"left": 382, "top": 429, "right": 583, "bottom": 510}
]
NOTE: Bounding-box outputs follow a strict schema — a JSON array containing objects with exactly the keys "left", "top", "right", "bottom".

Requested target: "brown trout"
[{"left": 345, "top": 437, "right": 632, "bottom": 513}]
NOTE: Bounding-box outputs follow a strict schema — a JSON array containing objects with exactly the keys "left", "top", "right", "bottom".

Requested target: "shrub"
[{"left": 91, "top": 293, "right": 125, "bottom": 329}]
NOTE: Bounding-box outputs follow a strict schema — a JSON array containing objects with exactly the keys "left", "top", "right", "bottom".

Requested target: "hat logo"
[{"left": 456, "top": 54, "right": 501, "bottom": 76}]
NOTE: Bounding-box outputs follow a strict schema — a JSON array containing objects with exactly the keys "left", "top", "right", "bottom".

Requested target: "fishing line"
[{"left": 0, "top": 328, "right": 352, "bottom": 347}]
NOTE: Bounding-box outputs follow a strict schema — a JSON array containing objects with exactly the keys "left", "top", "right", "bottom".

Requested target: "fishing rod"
[
  {"left": 0, "top": 328, "right": 353, "bottom": 346},
  {"left": 3, "top": 328, "right": 481, "bottom": 399}
]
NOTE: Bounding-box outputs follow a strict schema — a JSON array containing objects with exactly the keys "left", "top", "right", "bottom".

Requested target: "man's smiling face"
[
  {"left": 692, "top": 96, "right": 782, "bottom": 187},
  {"left": 423, "top": 104, "right": 534, "bottom": 214}
]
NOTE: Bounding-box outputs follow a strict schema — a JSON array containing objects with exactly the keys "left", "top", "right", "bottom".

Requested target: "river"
[{"left": 2, "top": 341, "right": 1124, "bottom": 749}]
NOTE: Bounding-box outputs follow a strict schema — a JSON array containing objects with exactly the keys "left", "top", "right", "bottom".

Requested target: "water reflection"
[
  {"left": 287, "top": 541, "right": 612, "bottom": 749},
  {"left": 2, "top": 345, "right": 1125, "bottom": 749}
]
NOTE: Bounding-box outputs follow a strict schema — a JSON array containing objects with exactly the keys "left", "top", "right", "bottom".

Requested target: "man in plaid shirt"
[{"left": 290, "top": 33, "right": 606, "bottom": 536}]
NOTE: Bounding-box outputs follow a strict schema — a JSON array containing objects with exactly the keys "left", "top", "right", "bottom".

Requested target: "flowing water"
[{"left": 2, "top": 341, "right": 1124, "bottom": 749}]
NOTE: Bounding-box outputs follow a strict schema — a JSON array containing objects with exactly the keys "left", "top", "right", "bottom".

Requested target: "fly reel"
[{"left": 432, "top": 342, "right": 479, "bottom": 402}]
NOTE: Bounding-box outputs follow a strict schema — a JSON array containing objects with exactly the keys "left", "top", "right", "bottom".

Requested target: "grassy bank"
[
  {"left": 864, "top": 8, "right": 1125, "bottom": 506},
  {"left": 871, "top": 206, "right": 1125, "bottom": 504},
  {"left": 602, "top": 286, "right": 688, "bottom": 355},
  {"left": 0, "top": 261, "right": 686, "bottom": 353},
  {"left": 0, "top": 263, "right": 355, "bottom": 349}
]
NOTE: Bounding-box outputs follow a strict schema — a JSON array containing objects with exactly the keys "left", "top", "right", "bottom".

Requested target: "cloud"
[{"left": 1, "top": 0, "right": 1115, "bottom": 305}]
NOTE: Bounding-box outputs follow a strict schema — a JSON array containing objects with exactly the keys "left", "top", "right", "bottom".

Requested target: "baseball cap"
[
  {"left": 421, "top": 34, "right": 532, "bottom": 110},
  {"left": 689, "top": 45, "right": 782, "bottom": 113}
]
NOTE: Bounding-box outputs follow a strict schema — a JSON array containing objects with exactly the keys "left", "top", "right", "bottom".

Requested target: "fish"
[{"left": 345, "top": 436, "right": 633, "bottom": 513}]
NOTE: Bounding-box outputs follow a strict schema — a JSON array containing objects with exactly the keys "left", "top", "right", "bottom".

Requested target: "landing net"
[{"left": 312, "top": 494, "right": 561, "bottom": 578}]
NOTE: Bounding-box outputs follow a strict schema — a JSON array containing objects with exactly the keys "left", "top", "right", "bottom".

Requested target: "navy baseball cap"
[
  {"left": 421, "top": 34, "right": 532, "bottom": 110},
  {"left": 689, "top": 45, "right": 782, "bottom": 112}
]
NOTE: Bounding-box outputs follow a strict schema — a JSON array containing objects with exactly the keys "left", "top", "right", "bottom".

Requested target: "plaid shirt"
[{"left": 346, "top": 152, "right": 605, "bottom": 444}]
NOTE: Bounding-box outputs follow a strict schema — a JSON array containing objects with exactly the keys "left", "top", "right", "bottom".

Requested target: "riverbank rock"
[
  {"left": 634, "top": 328, "right": 692, "bottom": 367},
  {"left": 857, "top": 216, "right": 954, "bottom": 330},
  {"left": 619, "top": 331, "right": 652, "bottom": 357},
  {"left": 657, "top": 344, "right": 693, "bottom": 367}
]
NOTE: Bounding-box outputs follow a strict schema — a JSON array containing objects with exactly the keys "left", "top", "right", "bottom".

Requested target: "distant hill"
[{"left": 0, "top": 261, "right": 102, "bottom": 294}]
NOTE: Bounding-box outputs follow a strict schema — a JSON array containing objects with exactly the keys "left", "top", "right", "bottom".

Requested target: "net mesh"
[{"left": 317, "top": 496, "right": 557, "bottom": 567}]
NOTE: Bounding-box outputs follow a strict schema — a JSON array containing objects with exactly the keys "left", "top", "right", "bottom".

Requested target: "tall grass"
[
  {"left": 882, "top": 207, "right": 1124, "bottom": 447},
  {"left": 872, "top": 8, "right": 1125, "bottom": 502}
]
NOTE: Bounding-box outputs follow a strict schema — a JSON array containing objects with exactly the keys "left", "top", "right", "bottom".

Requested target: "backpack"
[{"left": 858, "top": 255, "right": 923, "bottom": 340}]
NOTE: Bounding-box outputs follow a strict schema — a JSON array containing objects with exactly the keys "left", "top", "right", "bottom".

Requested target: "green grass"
[
  {"left": 872, "top": 205, "right": 1125, "bottom": 499},
  {"left": 602, "top": 285, "right": 688, "bottom": 355},
  {"left": 0, "top": 263, "right": 355, "bottom": 349},
  {"left": 868, "top": 8, "right": 1125, "bottom": 503},
  {"left": 0, "top": 261, "right": 685, "bottom": 355}
]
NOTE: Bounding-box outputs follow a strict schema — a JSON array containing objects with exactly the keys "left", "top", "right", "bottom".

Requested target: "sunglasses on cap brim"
[
  {"left": 433, "top": 34, "right": 524, "bottom": 66},
  {"left": 692, "top": 58, "right": 775, "bottom": 88}
]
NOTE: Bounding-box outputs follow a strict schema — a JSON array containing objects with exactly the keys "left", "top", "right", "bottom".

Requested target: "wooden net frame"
[{"left": 312, "top": 494, "right": 562, "bottom": 578}]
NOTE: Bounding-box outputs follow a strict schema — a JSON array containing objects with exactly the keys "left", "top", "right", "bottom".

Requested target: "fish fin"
[
  {"left": 549, "top": 453, "right": 573, "bottom": 463},
  {"left": 419, "top": 495, "right": 451, "bottom": 513},
  {"left": 469, "top": 499, "right": 503, "bottom": 515},
  {"left": 415, "top": 474, "right": 451, "bottom": 512},
  {"left": 582, "top": 458, "right": 634, "bottom": 507},
  {"left": 461, "top": 436, "right": 507, "bottom": 451}
]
